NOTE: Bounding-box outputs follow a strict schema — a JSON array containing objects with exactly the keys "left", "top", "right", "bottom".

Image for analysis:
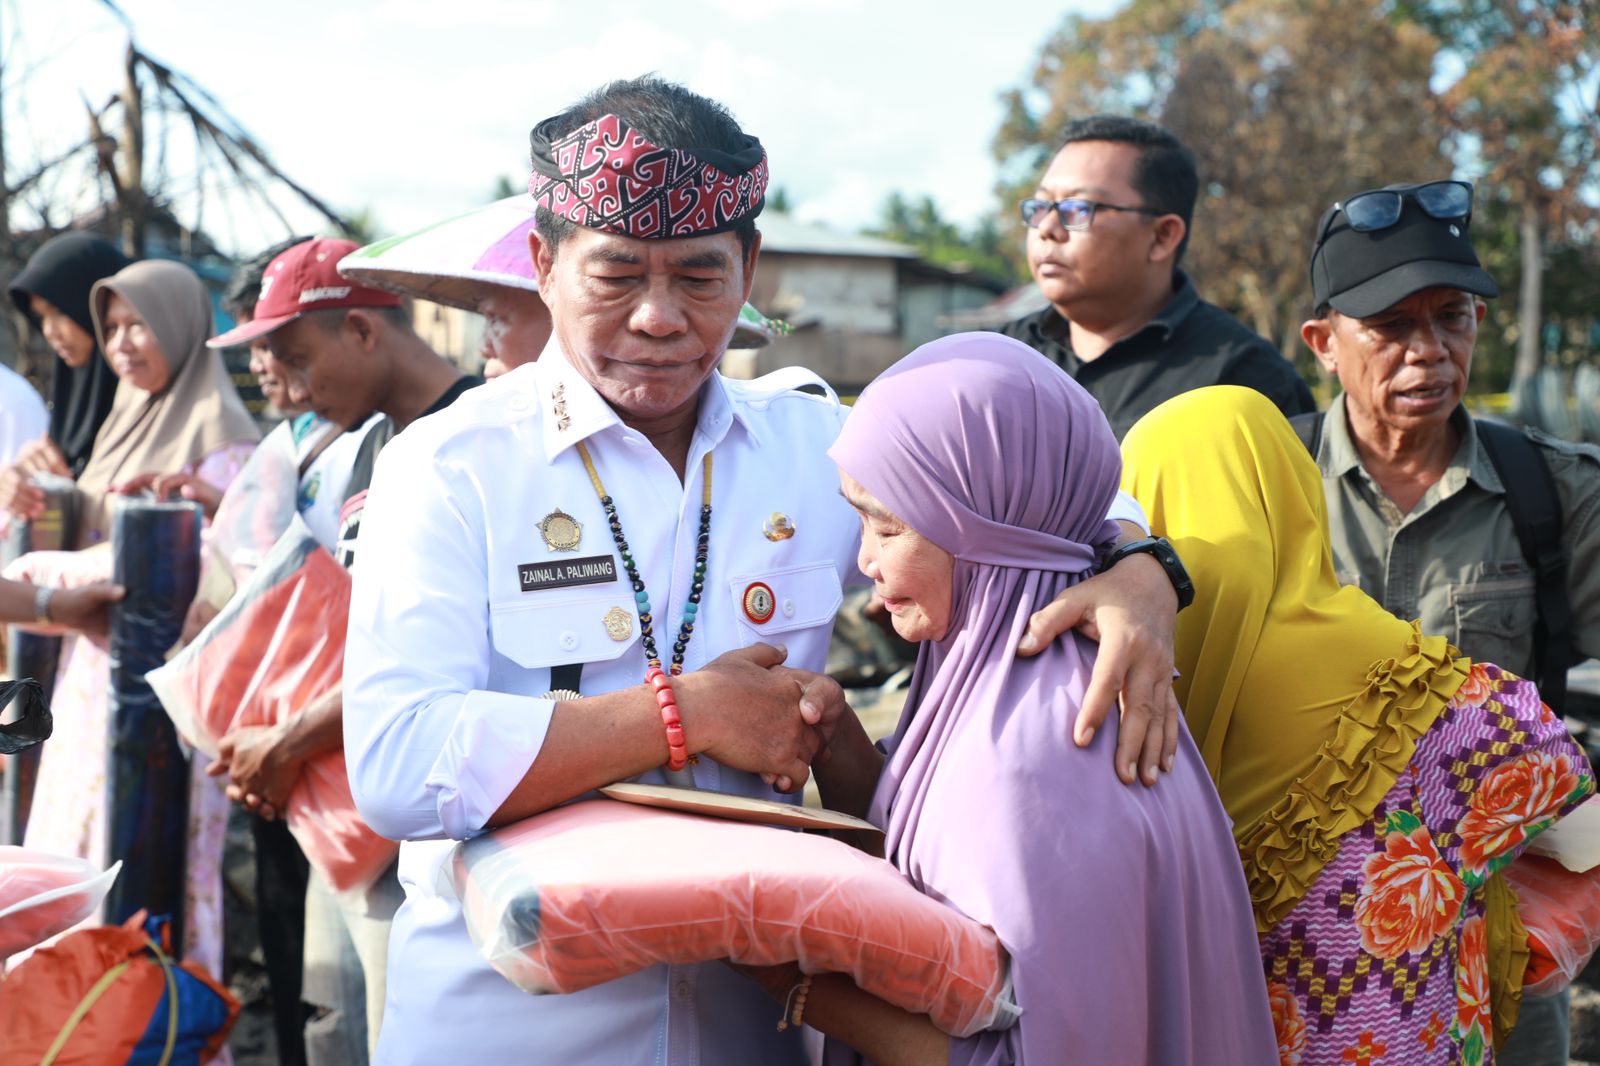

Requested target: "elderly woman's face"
[
  {"left": 840, "top": 470, "right": 955, "bottom": 644},
  {"left": 101, "top": 292, "right": 172, "bottom": 393}
]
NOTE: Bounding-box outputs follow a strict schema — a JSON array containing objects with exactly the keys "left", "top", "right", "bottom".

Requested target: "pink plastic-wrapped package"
[
  {"left": 448, "top": 799, "right": 1014, "bottom": 1038},
  {"left": 1504, "top": 854, "right": 1600, "bottom": 996},
  {"left": 0, "top": 847, "right": 120, "bottom": 959},
  {"left": 146, "top": 518, "right": 396, "bottom": 892}
]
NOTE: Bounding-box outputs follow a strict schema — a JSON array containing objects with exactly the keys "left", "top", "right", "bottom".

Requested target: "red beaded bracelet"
[{"left": 648, "top": 666, "right": 690, "bottom": 771}]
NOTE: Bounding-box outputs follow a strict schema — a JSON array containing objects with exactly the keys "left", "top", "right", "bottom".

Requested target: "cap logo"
[
  {"left": 300, "top": 286, "right": 352, "bottom": 304},
  {"left": 258, "top": 276, "right": 275, "bottom": 299}
]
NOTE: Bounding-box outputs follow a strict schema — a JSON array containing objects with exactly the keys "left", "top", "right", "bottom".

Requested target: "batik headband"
[{"left": 528, "top": 113, "right": 768, "bottom": 240}]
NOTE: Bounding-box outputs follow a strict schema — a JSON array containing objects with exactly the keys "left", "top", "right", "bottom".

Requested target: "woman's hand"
[
  {"left": 0, "top": 438, "right": 68, "bottom": 519},
  {"left": 113, "top": 471, "right": 225, "bottom": 518},
  {"left": 1018, "top": 551, "right": 1181, "bottom": 787}
]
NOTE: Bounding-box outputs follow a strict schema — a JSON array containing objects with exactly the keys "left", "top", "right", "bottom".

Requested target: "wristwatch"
[{"left": 1104, "top": 536, "right": 1195, "bottom": 611}]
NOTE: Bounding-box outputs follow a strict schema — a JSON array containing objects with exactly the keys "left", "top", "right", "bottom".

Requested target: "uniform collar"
[{"left": 533, "top": 341, "right": 756, "bottom": 462}]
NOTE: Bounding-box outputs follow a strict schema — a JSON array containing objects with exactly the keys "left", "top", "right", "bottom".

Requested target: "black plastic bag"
[{"left": 102, "top": 499, "right": 201, "bottom": 945}]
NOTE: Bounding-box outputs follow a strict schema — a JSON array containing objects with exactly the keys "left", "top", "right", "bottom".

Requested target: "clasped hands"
[{"left": 680, "top": 550, "right": 1184, "bottom": 792}]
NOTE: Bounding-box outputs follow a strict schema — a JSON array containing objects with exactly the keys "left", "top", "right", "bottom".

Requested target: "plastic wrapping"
[
  {"left": 1, "top": 475, "right": 76, "bottom": 846},
  {"left": 206, "top": 426, "right": 298, "bottom": 582},
  {"left": 0, "top": 846, "right": 121, "bottom": 958},
  {"left": 0, "top": 911, "right": 238, "bottom": 1063},
  {"left": 146, "top": 516, "right": 397, "bottom": 893},
  {"left": 103, "top": 498, "right": 202, "bottom": 937},
  {"left": 448, "top": 799, "right": 1012, "bottom": 1038},
  {"left": 1504, "top": 854, "right": 1600, "bottom": 996}
]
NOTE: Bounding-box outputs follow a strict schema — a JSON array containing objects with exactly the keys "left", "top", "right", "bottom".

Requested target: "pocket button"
[
  {"left": 782, "top": 598, "right": 796, "bottom": 618},
  {"left": 559, "top": 631, "right": 579, "bottom": 650}
]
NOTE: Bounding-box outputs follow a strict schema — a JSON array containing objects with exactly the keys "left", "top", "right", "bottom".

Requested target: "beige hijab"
[{"left": 78, "top": 259, "right": 259, "bottom": 543}]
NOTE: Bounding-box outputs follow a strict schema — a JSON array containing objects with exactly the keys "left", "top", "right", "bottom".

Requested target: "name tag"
[{"left": 519, "top": 554, "right": 619, "bottom": 593}]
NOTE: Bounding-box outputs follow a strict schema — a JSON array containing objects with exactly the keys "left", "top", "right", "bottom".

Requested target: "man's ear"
[
  {"left": 1149, "top": 215, "right": 1186, "bottom": 265},
  {"left": 346, "top": 309, "right": 381, "bottom": 353},
  {"left": 739, "top": 230, "right": 762, "bottom": 304},
  {"left": 530, "top": 230, "right": 556, "bottom": 289},
  {"left": 1301, "top": 316, "right": 1338, "bottom": 376}
]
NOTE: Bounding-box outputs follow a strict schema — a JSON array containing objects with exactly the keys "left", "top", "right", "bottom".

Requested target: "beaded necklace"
[{"left": 575, "top": 441, "right": 712, "bottom": 770}]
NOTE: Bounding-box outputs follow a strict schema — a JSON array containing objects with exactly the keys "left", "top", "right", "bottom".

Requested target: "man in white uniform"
[{"left": 345, "top": 76, "right": 1182, "bottom": 1064}]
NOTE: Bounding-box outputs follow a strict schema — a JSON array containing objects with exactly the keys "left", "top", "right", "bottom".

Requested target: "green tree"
[
  {"left": 491, "top": 174, "right": 518, "bottom": 201},
  {"left": 866, "top": 192, "right": 1025, "bottom": 285}
]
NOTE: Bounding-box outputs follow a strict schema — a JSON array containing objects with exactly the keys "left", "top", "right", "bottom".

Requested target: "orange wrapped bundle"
[
  {"left": 1504, "top": 854, "right": 1600, "bottom": 996},
  {"left": 146, "top": 518, "right": 397, "bottom": 892},
  {"left": 0, "top": 847, "right": 120, "bottom": 959},
  {"left": 449, "top": 799, "right": 1014, "bottom": 1038}
]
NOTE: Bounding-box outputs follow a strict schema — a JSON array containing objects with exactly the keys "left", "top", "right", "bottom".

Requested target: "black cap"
[{"left": 1310, "top": 183, "right": 1498, "bottom": 317}]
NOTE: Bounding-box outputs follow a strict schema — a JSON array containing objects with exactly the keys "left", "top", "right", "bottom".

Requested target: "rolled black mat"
[
  {"left": 1, "top": 475, "right": 77, "bottom": 845},
  {"left": 102, "top": 498, "right": 202, "bottom": 947}
]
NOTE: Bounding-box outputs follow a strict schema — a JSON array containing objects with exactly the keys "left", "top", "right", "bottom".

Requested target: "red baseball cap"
[{"left": 206, "top": 237, "right": 404, "bottom": 348}]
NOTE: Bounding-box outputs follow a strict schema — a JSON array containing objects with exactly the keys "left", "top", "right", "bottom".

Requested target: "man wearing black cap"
[{"left": 1300, "top": 180, "right": 1600, "bottom": 1063}]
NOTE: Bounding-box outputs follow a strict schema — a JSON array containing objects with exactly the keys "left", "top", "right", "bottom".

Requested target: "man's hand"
[
  {"left": 48, "top": 582, "right": 126, "bottom": 638},
  {"left": 113, "top": 472, "right": 225, "bottom": 518},
  {"left": 1018, "top": 552, "right": 1180, "bottom": 787},
  {"left": 208, "top": 724, "right": 303, "bottom": 820},
  {"left": 179, "top": 597, "right": 220, "bottom": 647},
  {"left": 676, "top": 643, "right": 825, "bottom": 792}
]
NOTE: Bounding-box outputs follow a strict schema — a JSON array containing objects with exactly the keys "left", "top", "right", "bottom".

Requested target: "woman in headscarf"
[
  {"left": 3, "top": 232, "right": 131, "bottom": 512},
  {"left": 16, "top": 258, "right": 258, "bottom": 981},
  {"left": 740, "top": 333, "right": 1276, "bottom": 1065},
  {"left": 1121, "top": 386, "right": 1593, "bottom": 1065}
]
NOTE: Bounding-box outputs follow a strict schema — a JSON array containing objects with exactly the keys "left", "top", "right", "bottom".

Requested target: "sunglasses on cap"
[{"left": 1319, "top": 180, "right": 1474, "bottom": 246}]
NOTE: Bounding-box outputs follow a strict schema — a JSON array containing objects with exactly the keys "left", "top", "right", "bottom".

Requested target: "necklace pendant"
[{"left": 538, "top": 508, "right": 583, "bottom": 552}]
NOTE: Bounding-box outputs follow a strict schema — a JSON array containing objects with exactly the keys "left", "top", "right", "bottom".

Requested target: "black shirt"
[
  {"left": 998, "top": 270, "right": 1314, "bottom": 440},
  {"left": 336, "top": 374, "right": 483, "bottom": 569}
]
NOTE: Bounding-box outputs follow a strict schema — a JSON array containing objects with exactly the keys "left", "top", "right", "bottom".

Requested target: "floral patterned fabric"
[{"left": 1262, "top": 663, "right": 1593, "bottom": 1065}]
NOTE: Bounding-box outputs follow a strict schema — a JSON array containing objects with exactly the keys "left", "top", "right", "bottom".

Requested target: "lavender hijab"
[{"left": 827, "top": 334, "right": 1276, "bottom": 1065}]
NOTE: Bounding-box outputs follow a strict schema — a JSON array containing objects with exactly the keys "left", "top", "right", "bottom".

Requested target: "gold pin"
[
  {"left": 763, "top": 512, "right": 795, "bottom": 541},
  {"left": 603, "top": 606, "right": 633, "bottom": 641},
  {"left": 552, "top": 383, "right": 571, "bottom": 431},
  {"left": 538, "top": 508, "right": 583, "bottom": 552},
  {"left": 540, "top": 689, "right": 582, "bottom": 701}
]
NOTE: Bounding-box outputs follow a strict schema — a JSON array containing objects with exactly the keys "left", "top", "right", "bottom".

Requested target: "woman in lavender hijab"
[{"left": 740, "top": 333, "right": 1276, "bottom": 1064}]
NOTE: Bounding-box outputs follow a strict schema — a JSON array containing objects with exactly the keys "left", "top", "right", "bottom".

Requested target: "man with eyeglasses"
[
  {"left": 999, "top": 115, "right": 1313, "bottom": 440},
  {"left": 1299, "top": 179, "right": 1600, "bottom": 1065}
]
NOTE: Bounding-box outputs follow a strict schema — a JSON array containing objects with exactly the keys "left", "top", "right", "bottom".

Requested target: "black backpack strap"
[
  {"left": 1475, "top": 420, "right": 1571, "bottom": 713},
  {"left": 1289, "top": 411, "right": 1326, "bottom": 458}
]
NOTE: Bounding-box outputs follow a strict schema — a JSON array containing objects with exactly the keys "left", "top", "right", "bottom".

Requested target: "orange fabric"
[
  {"left": 0, "top": 913, "right": 238, "bottom": 1064},
  {"left": 1503, "top": 854, "right": 1600, "bottom": 996},
  {"left": 150, "top": 543, "right": 396, "bottom": 892},
  {"left": 452, "top": 800, "right": 1009, "bottom": 1038}
]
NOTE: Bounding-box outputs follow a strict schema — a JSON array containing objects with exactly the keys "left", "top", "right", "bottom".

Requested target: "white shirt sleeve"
[
  {"left": 343, "top": 432, "right": 555, "bottom": 842},
  {"left": 1108, "top": 488, "right": 1148, "bottom": 533},
  {"left": 0, "top": 366, "right": 48, "bottom": 468}
]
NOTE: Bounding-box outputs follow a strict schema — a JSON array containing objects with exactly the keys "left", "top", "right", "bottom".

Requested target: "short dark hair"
[
  {"left": 532, "top": 74, "right": 759, "bottom": 260},
  {"left": 1056, "top": 115, "right": 1198, "bottom": 264},
  {"left": 224, "top": 236, "right": 310, "bottom": 321},
  {"left": 304, "top": 304, "right": 413, "bottom": 335}
]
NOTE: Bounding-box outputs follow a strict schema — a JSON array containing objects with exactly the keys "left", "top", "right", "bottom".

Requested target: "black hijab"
[{"left": 8, "top": 232, "right": 132, "bottom": 477}]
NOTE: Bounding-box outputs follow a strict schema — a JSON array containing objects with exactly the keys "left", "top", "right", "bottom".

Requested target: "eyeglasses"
[
  {"left": 1019, "top": 197, "right": 1166, "bottom": 231},
  {"left": 1321, "top": 180, "right": 1474, "bottom": 244}
]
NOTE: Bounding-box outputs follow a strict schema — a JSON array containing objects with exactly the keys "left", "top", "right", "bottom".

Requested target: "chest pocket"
[
  {"left": 727, "top": 562, "right": 843, "bottom": 642},
  {"left": 1450, "top": 573, "right": 1537, "bottom": 674},
  {"left": 489, "top": 587, "right": 642, "bottom": 670}
]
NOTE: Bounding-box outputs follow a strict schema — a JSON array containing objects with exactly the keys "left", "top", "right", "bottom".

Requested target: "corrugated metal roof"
[{"left": 756, "top": 213, "right": 918, "bottom": 259}]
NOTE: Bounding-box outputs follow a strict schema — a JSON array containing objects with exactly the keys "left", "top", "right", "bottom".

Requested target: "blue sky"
[{"left": 7, "top": 0, "right": 1121, "bottom": 255}]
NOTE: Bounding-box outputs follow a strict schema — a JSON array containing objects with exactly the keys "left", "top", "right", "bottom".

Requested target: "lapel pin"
[
  {"left": 763, "top": 512, "right": 795, "bottom": 542},
  {"left": 538, "top": 508, "right": 583, "bottom": 552}
]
